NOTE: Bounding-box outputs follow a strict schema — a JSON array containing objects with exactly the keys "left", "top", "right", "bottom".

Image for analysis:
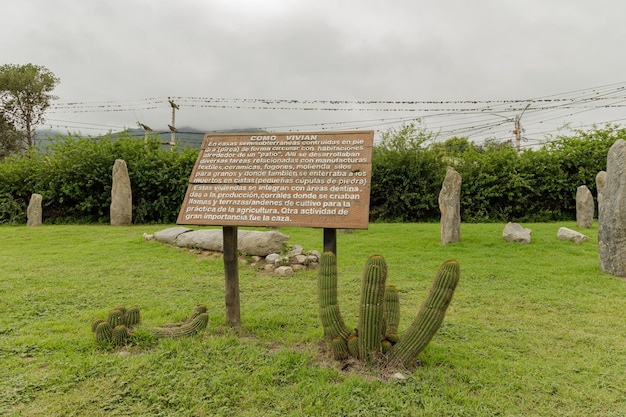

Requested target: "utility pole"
[
  {"left": 137, "top": 122, "right": 152, "bottom": 144},
  {"left": 513, "top": 104, "right": 530, "bottom": 152},
  {"left": 513, "top": 115, "right": 522, "bottom": 152},
  {"left": 168, "top": 98, "right": 179, "bottom": 150}
]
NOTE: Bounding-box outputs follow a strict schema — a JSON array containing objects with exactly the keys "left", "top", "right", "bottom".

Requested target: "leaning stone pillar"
[
  {"left": 27, "top": 193, "right": 43, "bottom": 227},
  {"left": 438, "top": 166, "right": 462, "bottom": 244},
  {"left": 110, "top": 159, "right": 132, "bottom": 226},
  {"left": 598, "top": 139, "right": 626, "bottom": 276}
]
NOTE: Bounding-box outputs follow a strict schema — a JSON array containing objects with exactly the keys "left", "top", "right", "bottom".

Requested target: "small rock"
[
  {"left": 290, "top": 254, "right": 308, "bottom": 265},
  {"left": 288, "top": 244, "right": 304, "bottom": 256},
  {"left": 392, "top": 372, "right": 406, "bottom": 380},
  {"left": 503, "top": 222, "right": 531, "bottom": 244},
  {"left": 275, "top": 266, "right": 293, "bottom": 276},
  {"left": 557, "top": 227, "right": 589, "bottom": 244},
  {"left": 265, "top": 253, "right": 281, "bottom": 263}
]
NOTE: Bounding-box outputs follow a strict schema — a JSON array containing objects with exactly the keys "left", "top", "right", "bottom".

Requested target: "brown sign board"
[{"left": 177, "top": 130, "right": 374, "bottom": 229}]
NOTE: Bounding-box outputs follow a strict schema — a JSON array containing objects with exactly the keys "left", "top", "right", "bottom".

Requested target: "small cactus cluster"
[
  {"left": 92, "top": 305, "right": 141, "bottom": 346},
  {"left": 318, "top": 253, "right": 460, "bottom": 369},
  {"left": 92, "top": 304, "right": 209, "bottom": 346}
]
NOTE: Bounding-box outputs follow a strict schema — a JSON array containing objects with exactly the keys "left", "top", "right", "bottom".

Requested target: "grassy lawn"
[{"left": 1, "top": 222, "right": 625, "bottom": 416}]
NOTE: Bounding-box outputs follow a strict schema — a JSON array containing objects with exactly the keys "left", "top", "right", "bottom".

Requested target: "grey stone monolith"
[
  {"left": 110, "top": 159, "right": 132, "bottom": 226},
  {"left": 598, "top": 139, "right": 626, "bottom": 276},
  {"left": 438, "top": 166, "right": 462, "bottom": 244},
  {"left": 27, "top": 193, "right": 43, "bottom": 227},
  {"left": 576, "top": 185, "right": 594, "bottom": 228},
  {"left": 596, "top": 170, "right": 606, "bottom": 205}
]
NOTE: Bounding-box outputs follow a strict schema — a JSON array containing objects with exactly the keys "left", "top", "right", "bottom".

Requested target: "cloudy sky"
[{"left": 3, "top": 0, "right": 626, "bottom": 147}]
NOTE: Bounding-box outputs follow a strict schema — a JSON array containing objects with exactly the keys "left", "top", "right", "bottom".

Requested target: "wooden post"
[
  {"left": 323, "top": 228, "right": 337, "bottom": 255},
  {"left": 223, "top": 226, "right": 241, "bottom": 327}
]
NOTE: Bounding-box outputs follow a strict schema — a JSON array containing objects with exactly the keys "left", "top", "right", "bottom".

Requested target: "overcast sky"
[{"left": 3, "top": 0, "right": 626, "bottom": 146}]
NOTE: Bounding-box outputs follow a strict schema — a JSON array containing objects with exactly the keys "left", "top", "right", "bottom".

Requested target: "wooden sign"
[{"left": 177, "top": 130, "right": 374, "bottom": 229}]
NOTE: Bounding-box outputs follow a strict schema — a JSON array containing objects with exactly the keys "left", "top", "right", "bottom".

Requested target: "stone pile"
[{"left": 147, "top": 227, "right": 320, "bottom": 276}]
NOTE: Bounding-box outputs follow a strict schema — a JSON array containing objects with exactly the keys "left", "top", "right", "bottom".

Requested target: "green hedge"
[
  {"left": 0, "top": 132, "right": 198, "bottom": 224},
  {"left": 369, "top": 124, "right": 621, "bottom": 223},
  {"left": 0, "top": 125, "right": 621, "bottom": 224}
]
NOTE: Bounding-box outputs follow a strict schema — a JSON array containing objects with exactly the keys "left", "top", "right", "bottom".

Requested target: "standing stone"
[
  {"left": 110, "top": 159, "right": 132, "bottom": 226},
  {"left": 596, "top": 170, "right": 606, "bottom": 205},
  {"left": 26, "top": 193, "right": 43, "bottom": 227},
  {"left": 598, "top": 139, "right": 626, "bottom": 276},
  {"left": 575, "top": 185, "right": 594, "bottom": 228},
  {"left": 438, "top": 166, "right": 462, "bottom": 244}
]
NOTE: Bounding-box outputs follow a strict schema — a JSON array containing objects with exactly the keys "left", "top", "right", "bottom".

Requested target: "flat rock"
[
  {"left": 155, "top": 227, "right": 193, "bottom": 244},
  {"left": 175, "top": 229, "right": 290, "bottom": 257}
]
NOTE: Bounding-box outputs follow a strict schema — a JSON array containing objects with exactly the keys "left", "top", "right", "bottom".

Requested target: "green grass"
[{"left": 1, "top": 222, "right": 625, "bottom": 416}]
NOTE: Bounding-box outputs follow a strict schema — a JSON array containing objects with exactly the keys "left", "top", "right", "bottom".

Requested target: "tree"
[
  {"left": 0, "top": 63, "right": 60, "bottom": 152},
  {"left": 0, "top": 111, "right": 22, "bottom": 159}
]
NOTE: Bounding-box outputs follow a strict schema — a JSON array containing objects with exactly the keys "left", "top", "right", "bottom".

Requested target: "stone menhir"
[
  {"left": 598, "top": 139, "right": 626, "bottom": 276},
  {"left": 27, "top": 193, "right": 43, "bottom": 227},
  {"left": 438, "top": 166, "right": 462, "bottom": 244},
  {"left": 575, "top": 185, "right": 594, "bottom": 228},
  {"left": 110, "top": 159, "right": 132, "bottom": 226},
  {"left": 596, "top": 171, "right": 606, "bottom": 205}
]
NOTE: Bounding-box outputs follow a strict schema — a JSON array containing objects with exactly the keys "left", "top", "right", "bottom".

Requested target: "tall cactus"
[
  {"left": 357, "top": 254, "right": 388, "bottom": 361},
  {"left": 317, "top": 252, "right": 352, "bottom": 341},
  {"left": 387, "top": 260, "right": 460, "bottom": 368}
]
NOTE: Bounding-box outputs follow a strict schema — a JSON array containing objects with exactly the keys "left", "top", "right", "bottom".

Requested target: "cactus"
[
  {"left": 331, "top": 337, "right": 349, "bottom": 360},
  {"left": 160, "top": 304, "right": 208, "bottom": 328},
  {"left": 147, "top": 312, "right": 209, "bottom": 338},
  {"left": 112, "top": 324, "right": 129, "bottom": 346},
  {"left": 317, "top": 252, "right": 352, "bottom": 341},
  {"left": 107, "top": 309, "right": 124, "bottom": 328},
  {"left": 386, "top": 333, "right": 400, "bottom": 344},
  {"left": 387, "top": 260, "right": 460, "bottom": 368},
  {"left": 94, "top": 321, "right": 113, "bottom": 344},
  {"left": 189, "top": 304, "right": 207, "bottom": 321},
  {"left": 124, "top": 306, "right": 141, "bottom": 327},
  {"left": 91, "top": 318, "right": 106, "bottom": 333},
  {"left": 113, "top": 305, "right": 127, "bottom": 316},
  {"left": 383, "top": 286, "right": 400, "bottom": 337},
  {"left": 347, "top": 334, "right": 359, "bottom": 358},
  {"left": 357, "top": 255, "right": 388, "bottom": 361}
]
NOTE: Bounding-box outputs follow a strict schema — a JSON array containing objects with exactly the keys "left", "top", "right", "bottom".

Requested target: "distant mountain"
[{"left": 34, "top": 126, "right": 267, "bottom": 150}]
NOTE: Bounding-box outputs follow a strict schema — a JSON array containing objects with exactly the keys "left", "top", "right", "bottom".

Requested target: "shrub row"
[
  {"left": 369, "top": 124, "right": 620, "bottom": 223},
  {"left": 0, "top": 125, "right": 621, "bottom": 224},
  {"left": 0, "top": 133, "right": 197, "bottom": 224}
]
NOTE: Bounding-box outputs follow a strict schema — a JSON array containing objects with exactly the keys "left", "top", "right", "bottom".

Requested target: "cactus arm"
[
  {"left": 383, "top": 286, "right": 400, "bottom": 337},
  {"left": 357, "top": 255, "right": 388, "bottom": 361},
  {"left": 387, "top": 260, "right": 460, "bottom": 368},
  {"left": 146, "top": 312, "right": 209, "bottom": 338},
  {"left": 317, "top": 252, "right": 352, "bottom": 341}
]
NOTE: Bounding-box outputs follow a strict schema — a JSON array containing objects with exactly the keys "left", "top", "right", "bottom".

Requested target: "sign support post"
[
  {"left": 323, "top": 228, "right": 337, "bottom": 255},
  {"left": 223, "top": 225, "right": 241, "bottom": 327}
]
